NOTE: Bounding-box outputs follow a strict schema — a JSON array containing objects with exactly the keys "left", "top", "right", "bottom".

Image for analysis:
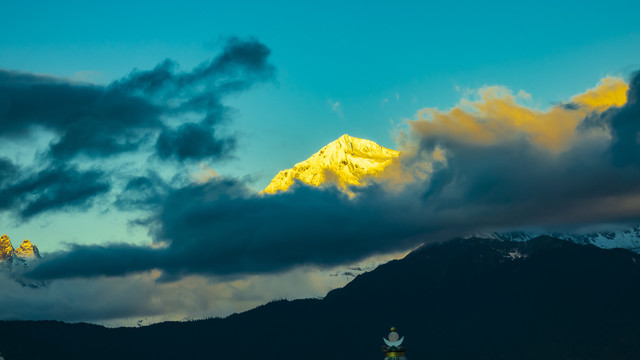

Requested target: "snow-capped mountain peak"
[{"left": 263, "top": 134, "right": 399, "bottom": 194}]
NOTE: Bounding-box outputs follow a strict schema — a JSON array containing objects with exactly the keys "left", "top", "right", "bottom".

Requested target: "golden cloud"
[{"left": 409, "top": 76, "right": 628, "bottom": 152}]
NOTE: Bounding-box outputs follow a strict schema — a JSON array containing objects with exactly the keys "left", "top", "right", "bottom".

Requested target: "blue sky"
[{"left": 1, "top": 1, "right": 640, "bottom": 324}]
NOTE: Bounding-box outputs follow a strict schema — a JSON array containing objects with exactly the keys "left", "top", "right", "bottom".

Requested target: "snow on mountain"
[
  {"left": 471, "top": 225, "right": 640, "bottom": 253},
  {"left": 0, "top": 234, "right": 45, "bottom": 287},
  {"left": 263, "top": 134, "right": 399, "bottom": 194},
  {"left": 14, "top": 239, "right": 41, "bottom": 259}
]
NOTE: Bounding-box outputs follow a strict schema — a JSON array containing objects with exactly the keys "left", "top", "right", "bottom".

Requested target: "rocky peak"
[
  {"left": 263, "top": 134, "right": 400, "bottom": 194},
  {"left": 0, "top": 234, "right": 43, "bottom": 265},
  {"left": 15, "top": 239, "right": 41, "bottom": 258},
  {"left": 0, "top": 234, "right": 15, "bottom": 262},
  {"left": 0, "top": 234, "right": 45, "bottom": 287}
]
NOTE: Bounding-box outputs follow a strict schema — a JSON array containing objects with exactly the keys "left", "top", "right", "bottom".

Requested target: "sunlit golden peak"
[
  {"left": 263, "top": 134, "right": 399, "bottom": 194},
  {"left": 0, "top": 234, "right": 14, "bottom": 257},
  {"left": 14, "top": 239, "right": 39, "bottom": 258}
]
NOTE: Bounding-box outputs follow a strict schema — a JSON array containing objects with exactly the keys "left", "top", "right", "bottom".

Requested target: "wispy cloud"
[
  {"left": 0, "top": 160, "right": 110, "bottom": 219},
  {"left": 329, "top": 100, "right": 343, "bottom": 117},
  {"left": 0, "top": 37, "right": 275, "bottom": 220}
]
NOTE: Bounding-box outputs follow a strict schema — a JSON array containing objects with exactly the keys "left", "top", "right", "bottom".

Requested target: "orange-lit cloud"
[
  {"left": 192, "top": 163, "right": 219, "bottom": 184},
  {"left": 409, "top": 77, "right": 628, "bottom": 152},
  {"left": 572, "top": 77, "right": 628, "bottom": 110}
]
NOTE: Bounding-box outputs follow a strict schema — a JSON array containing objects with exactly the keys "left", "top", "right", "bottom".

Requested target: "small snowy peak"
[
  {"left": 14, "top": 239, "right": 40, "bottom": 259},
  {"left": 0, "top": 234, "right": 15, "bottom": 262},
  {"left": 263, "top": 134, "right": 399, "bottom": 194},
  {"left": 0, "top": 234, "right": 45, "bottom": 287}
]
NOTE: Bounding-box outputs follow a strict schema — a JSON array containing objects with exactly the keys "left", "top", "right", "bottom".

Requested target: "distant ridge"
[
  {"left": 263, "top": 134, "right": 399, "bottom": 194},
  {"left": 473, "top": 225, "right": 640, "bottom": 253}
]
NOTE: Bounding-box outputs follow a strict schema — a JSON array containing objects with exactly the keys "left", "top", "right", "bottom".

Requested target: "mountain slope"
[
  {"left": 263, "top": 134, "right": 399, "bottom": 194},
  {"left": 2, "top": 236, "right": 640, "bottom": 359}
]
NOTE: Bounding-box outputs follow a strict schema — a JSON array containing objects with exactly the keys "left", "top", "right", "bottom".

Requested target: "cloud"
[
  {"left": 609, "top": 71, "right": 640, "bottom": 167},
  {"left": 0, "top": 36, "right": 274, "bottom": 162},
  {"left": 0, "top": 70, "right": 162, "bottom": 159},
  {"left": 0, "top": 265, "right": 354, "bottom": 324},
  {"left": 112, "top": 36, "right": 274, "bottom": 161},
  {"left": 571, "top": 76, "right": 628, "bottom": 110},
  {"left": 191, "top": 164, "right": 220, "bottom": 184},
  {"left": 400, "top": 73, "right": 640, "bottom": 227},
  {"left": 410, "top": 76, "right": 628, "bottom": 151},
  {"left": 329, "top": 100, "right": 343, "bottom": 117},
  {"left": 0, "top": 161, "right": 110, "bottom": 220},
  {"left": 27, "top": 72, "right": 640, "bottom": 282},
  {"left": 0, "top": 37, "right": 274, "bottom": 220},
  {"left": 28, "top": 179, "right": 422, "bottom": 280},
  {"left": 0, "top": 157, "right": 18, "bottom": 186},
  {"left": 156, "top": 122, "right": 235, "bottom": 161},
  {"left": 114, "top": 172, "right": 170, "bottom": 212}
]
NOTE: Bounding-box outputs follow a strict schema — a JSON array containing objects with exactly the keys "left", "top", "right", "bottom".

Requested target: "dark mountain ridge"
[{"left": 2, "top": 236, "right": 640, "bottom": 359}]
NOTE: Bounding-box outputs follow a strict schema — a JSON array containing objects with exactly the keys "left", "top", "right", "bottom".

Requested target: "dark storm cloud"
[
  {"left": 0, "top": 70, "right": 162, "bottom": 159},
  {"left": 0, "top": 37, "right": 274, "bottom": 162},
  {"left": 0, "top": 163, "right": 110, "bottom": 219},
  {"left": 417, "top": 140, "right": 640, "bottom": 225},
  {"left": 561, "top": 102, "right": 580, "bottom": 110},
  {"left": 155, "top": 122, "right": 235, "bottom": 161},
  {"left": 29, "top": 179, "right": 422, "bottom": 280},
  {"left": 27, "top": 71, "right": 640, "bottom": 281},
  {"left": 610, "top": 70, "right": 640, "bottom": 167},
  {"left": 409, "top": 70, "right": 640, "bottom": 226},
  {"left": 0, "top": 157, "right": 18, "bottom": 186},
  {"left": 112, "top": 36, "right": 274, "bottom": 161},
  {"left": 113, "top": 37, "right": 274, "bottom": 99},
  {"left": 0, "top": 37, "right": 274, "bottom": 220},
  {"left": 114, "top": 172, "right": 170, "bottom": 211},
  {"left": 577, "top": 72, "right": 640, "bottom": 166},
  {"left": 30, "top": 243, "right": 161, "bottom": 278}
]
